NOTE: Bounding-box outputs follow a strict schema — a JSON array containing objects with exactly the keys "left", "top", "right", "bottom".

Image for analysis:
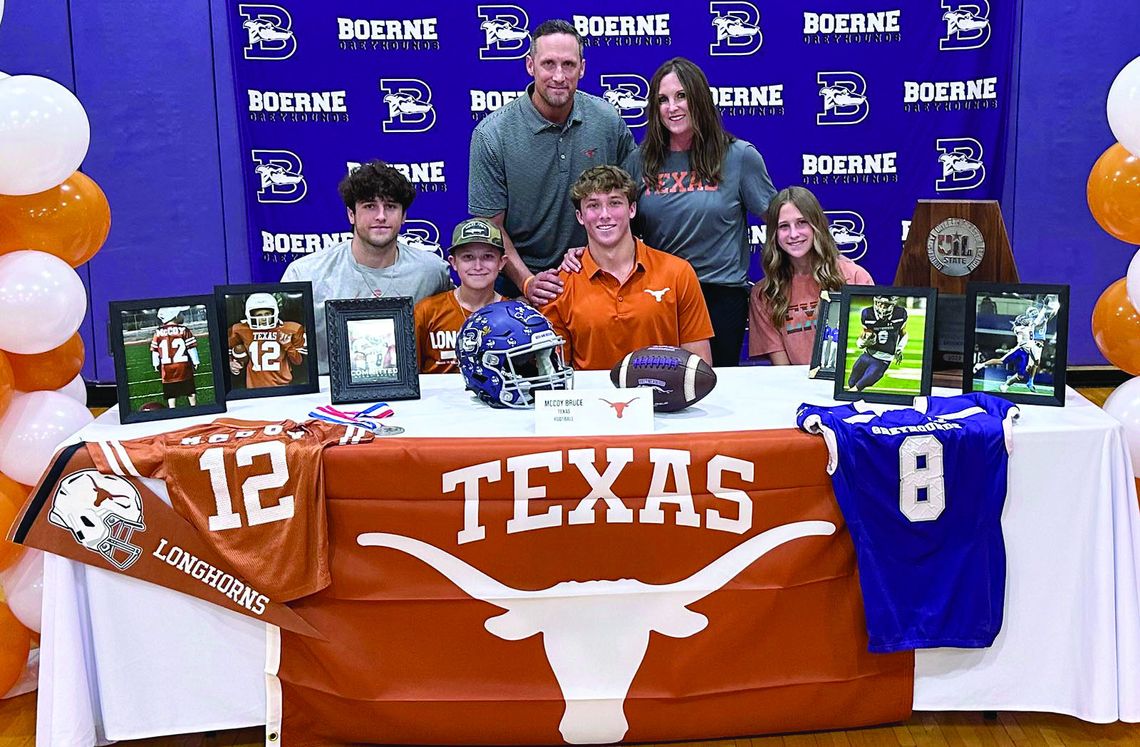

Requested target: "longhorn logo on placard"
[
  {"left": 238, "top": 4, "right": 297, "bottom": 60},
  {"left": 401, "top": 220, "right": 444, "bottom": 259},
  {"left": 709, "top": 2, "right": 763, "bottom": 56},
  {"left": 379, "top": 79, "right": 436, "bottom": 133},
  {"left": 825, "top": 211, "right": 868, "bottom": 261},
  {"left": 935, "top": 138, "right": 986, "bottom": 192},
  {"left": 252, "top": 150, "right": 306, "bottom": 204},
  {"left": 600, "top": 74, "right": 650, "bottom": 129},
  {"left": 940, "top": 1, "right": 991, "bottom": 51},
  {"left": 477, "top": 5, "right": 530, "bottom": 60},
  {"left": 817, "top": 72, "right": 869, "bottom": 126}
]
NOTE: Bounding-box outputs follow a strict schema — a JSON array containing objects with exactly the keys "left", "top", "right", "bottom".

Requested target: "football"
[{"left": 610, "top": 345, "right": 717, "bottom": 412}]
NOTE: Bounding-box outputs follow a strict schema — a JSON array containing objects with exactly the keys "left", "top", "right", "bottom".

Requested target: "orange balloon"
[
  {"left": 0, "top": 474, "right": 28, "bottom": 572},
  {"left": 1088, "top": 143, "right": 1140, "bottom": 245},
  {"left": 0, "top": 602, "right": 31, "bottom": 696},
  {"left": 0, "top": 353, "right": 12, "bottom": 422},
  {"left": 0, "top": 171, "right": 111, "bottom": 267},
  {"left": 1092, "top": 279, "right": 1140, "bottom": 374},
  {"left": 6, "top": 333, "right": 84, "bottom": 392}
]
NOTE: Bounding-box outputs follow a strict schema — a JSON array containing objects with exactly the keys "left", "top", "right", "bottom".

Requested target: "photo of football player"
[
  {"left": 347, "top": 318, "right": 399, "bottom": 384},
  {"left": 150, "top": 306, "right": 200, "bottom": 408},
  {"left": 227, "top": 292, "right": 308, "bottom": 389},
  {"left": 848, "top": 295, "right": 908, "bottom": 392},
  {"left": 971, "top": 292, "right": 1062, "bottom": 397}
]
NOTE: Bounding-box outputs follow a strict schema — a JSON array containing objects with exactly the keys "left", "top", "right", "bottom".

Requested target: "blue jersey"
[
  {"left": 796, "top": 393, "right": 1019, "bottom": 652},
  {"left": 860, "top": 305, "right": 907, "bottom": 361}
]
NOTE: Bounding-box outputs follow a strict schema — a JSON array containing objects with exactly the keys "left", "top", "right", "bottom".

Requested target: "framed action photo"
[
  {"left": 326, "top": 297, "right": 420, "bottom": 404},
  {"left": 808, "top": 289, "right": 844, "bottom": 380},
  {"left": 215, "top": 282, "right": 317, "bottom": 400},
  {"left": 834, "top": 286, "right": 937, "bottom": 405},
  {"left": 963, "top": 283, "right": 1069, "bottom": 406},
  {"left": 109, "top": 296, "right": 227, "bottom": 423}
]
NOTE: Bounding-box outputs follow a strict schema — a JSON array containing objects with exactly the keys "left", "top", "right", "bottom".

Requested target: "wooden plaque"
[{"left": 895, "top": 200, "right": 1018, "bottom": 293}]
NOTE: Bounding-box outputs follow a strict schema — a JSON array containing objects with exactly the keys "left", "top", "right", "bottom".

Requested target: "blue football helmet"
[{"left": 456, "top": 300, "right": 574, "bottom": 408}]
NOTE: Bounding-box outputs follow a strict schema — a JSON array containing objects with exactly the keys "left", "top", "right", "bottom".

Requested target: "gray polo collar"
[{"left": 523, "top": 82, "right": 584, "bottom": 133}]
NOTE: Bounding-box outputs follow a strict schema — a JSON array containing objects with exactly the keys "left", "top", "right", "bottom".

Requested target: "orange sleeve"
[
  {"left": 227, "top": 324, "right": 242, "bottom": 349},
  {"left": 675, "top": 262, "right": 715, "bottom": 344},
  {"left": 87, "top": 435, "right": 168, "bottom": 480},
  {"left": 541, "top": 293, "right": 574, "bottom": 368},
  {"left": 283, "top": 322, "right": 306, "bottom": 365},
  {"left": 414, "top": 300, "right": 430, "bottom": 373}
]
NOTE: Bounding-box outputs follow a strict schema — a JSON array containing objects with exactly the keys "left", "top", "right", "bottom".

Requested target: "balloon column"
[
  {"left": 1094, "top": 56, "right": 1140, "bottom": 491},
  {"left": 0, "top": 46, "right": 109, "bottom": 697}
]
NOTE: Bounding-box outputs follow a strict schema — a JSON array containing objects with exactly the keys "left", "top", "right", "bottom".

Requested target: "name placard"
[{"left": 536, "top": 388, "right": 653, "bottom": 436}]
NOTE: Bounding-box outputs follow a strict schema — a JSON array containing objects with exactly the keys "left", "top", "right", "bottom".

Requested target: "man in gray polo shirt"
[
  {"left": 282, "top": 160, "right": 452, "bottom": 374},
  {"left": 468, "top": 18, "right": 635, "bottom": 306}
]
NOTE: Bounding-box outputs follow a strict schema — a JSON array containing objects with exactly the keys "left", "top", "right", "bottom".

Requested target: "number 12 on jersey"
[{"left": 199, "top": 441, "right": 294, "bottom": 530}]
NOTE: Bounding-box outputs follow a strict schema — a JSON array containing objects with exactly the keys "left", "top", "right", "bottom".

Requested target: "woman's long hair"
[
  {"left": 641, "top": 57, "right": 734, "bottom": 188},
  {"left": 757, "top": 187, "right": 845, "bottom": 329}
]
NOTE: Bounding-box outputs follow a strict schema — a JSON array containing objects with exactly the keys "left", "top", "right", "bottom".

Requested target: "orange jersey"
[
  {"left": 415, "top": 292, "right": 500, "bottom": 374},
  {"left": 229, "top": 321, "right": 307, "bottom": 388},
  {"left": 542, "top": 241, "right": 714, "bottom": 370},
  {"left": 87, "top": 419, "right": 372, "bottom": 601},
  {"left": 150, "top": 324, "right": 197, "bottom": 383}
]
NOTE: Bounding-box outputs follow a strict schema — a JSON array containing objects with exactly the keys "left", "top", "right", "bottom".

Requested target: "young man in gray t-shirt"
[{"left": 282, "top": 161, "right": 452, "bottom": 374}]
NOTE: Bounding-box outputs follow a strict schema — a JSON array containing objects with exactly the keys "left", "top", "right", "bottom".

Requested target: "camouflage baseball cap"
[{"left": 449, "top": 218, "right": 505, "bottom": 254}]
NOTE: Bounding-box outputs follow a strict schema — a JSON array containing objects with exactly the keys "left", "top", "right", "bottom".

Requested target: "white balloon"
[
  {"left": 0, "top": 549, "right": 42, "bottom": 633},
  {"left": 1109, "top": 56, "right": 1140, "bottom": 158},
  {"left": 0, "top": 75, "right": 90, "bottom": 196},
  {"left": 1104, "top": 376, "right": 1140, "bottom": 477},
  {"left": 0, "top": 251, "right": 87, "bottom": 354},
  {"left": 0, "top": 391, "right": 92, "bottom": 485},
  {"left": 0, "top": 2, "right": 4, "bottom": 30},
  {"left": 56, "top": 374, "right": 87, "bottom": 407}
]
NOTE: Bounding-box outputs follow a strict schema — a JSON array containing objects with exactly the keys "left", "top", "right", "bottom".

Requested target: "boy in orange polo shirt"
[
  {"left": 414, "top": 218, "right": 506, "bottom": 373},
  {"left": 537, "top": 165, "right": 713, "bottom": 371}
]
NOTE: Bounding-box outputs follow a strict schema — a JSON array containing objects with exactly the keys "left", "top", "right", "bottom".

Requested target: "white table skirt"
[{"left": 36, "top": 368, "right": 1140, "bottom": 745}]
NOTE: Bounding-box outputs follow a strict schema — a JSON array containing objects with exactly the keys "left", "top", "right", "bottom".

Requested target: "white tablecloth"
[{"left": 37, "top": 368, "right": 1140, "bottom": 745}]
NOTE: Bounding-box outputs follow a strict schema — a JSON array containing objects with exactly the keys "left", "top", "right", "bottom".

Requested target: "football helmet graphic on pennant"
[
  {"left": 456, "top": 300, "right": 573, "bottom": 408},
  {"left": 48, "top": 469, "right": 147, "bottom": 570},
  {"left": 873, "top": 295, "right": 898, "bottom": 320},
  {"left": 245, "top": 292, "right": 280, "bottom": 330}
]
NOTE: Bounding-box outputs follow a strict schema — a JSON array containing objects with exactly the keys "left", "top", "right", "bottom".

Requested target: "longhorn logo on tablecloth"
[
  {"left": 358, "top": 521, "right": 835, "bottom": 745},
  {"left": 477, "top": 5, "right": 530, "bottom": 60},
  {"left": 238, "top": 4, "right": 297, "bottom": 60},
  {"left": 600, "top": 74, "right": 650, "bottom": 129},
  {"left": 935, "top": 137, "right": 986, "bottom": 192},
  {"left": 940, "top": 1, "right": 991, "bottom": 51},
  {"left": 252, "top": 150, "right": 306, "bottom": 204},
  {"left": 817, "top": 72, "right": 869, "bottom": 126},
  {"left": 825, "top": 210, "right": 868, "bottom": 261},
  {"left": 709, "top": 2, "right": 763, "bottom": 56},
  {"left": 379, "top": 79, "right": 436, "bottom": 133}
]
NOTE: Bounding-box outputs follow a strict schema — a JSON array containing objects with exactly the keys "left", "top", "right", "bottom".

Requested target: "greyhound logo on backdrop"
[
  {"left": 239, "top": 4, "right": 296, "bottom": 60},
  {"left": 940, "top": 1, "right": 990, "bottom": 51},
  {"left": 477, "top": 5, "right": 530, "bottom": 60},
  {"left": 803, "top": 9, "right": 902, "bottom": 44},
  {"left": 817, "top": 72, "right": 869, "bottom": 126},
  {"left": 348, "top": 160, "right": 447, "bottom": 193},
  {"left": 826, "top": 210, "right": 868, "bottom": 261},
  {"left": 379, "top": 79, "right": 436, "bottom": 133},
  {"left": 252, "top": 150, "right": 306, "bottom": 204},
  {"left": 401, "top": 220, "right": 444, "bottom": 259},
  {"left": 711, "top": 81, "right": 785, "bottom": 118},
  {"left": 709, "top": 2, "right": 763, "bottom": 56},
  {"left": 573, "top": 13, "right": 671, "bottom": 47},
  {"left": 936, "top": 138, "right": 985, "bottom": 191},
  {"left": 469, "top": 89, "right": 527, "bottom": 121},
  {"left": 600, "top": 75, "right": 650, "bottom": 129},
  {"left": 336, "top": 16, "right": 439, "bottom": 51}
]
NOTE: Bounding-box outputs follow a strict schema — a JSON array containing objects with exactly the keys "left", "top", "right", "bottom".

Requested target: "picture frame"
[
  {"left": 834, "top": 286, "right": 937, "bottom": 405},
  {"left": 808, "top": 289, "right": 844, "bottom": 380},
  {"left": 326, "top": 297, "right": 420, "bottom": 404},
  {"left": 963, "top": 282, "right": 1069, "bottom": 407},
  {"left": 109, "top": 295, "right": 227, "bottom": 423},
  {"left": 214, "top": 282, "right": 318, "bottom": 400}
]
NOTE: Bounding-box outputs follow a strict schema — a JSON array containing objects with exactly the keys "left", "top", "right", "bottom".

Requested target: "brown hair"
[
  {"left": 640, "top": 57, "right": 734, "bottom": 188},
  {"left": 569, "top": 165, "right": 638, "bottom": 209},
  {"left": 756, "top": 186, "right": 845, "bottom": 329}
]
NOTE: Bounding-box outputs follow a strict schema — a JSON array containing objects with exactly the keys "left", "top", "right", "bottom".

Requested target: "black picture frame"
[
  {"left": 214, "top": 282, "right": 318, "bottom": 400},
  {"left": 326, "top": 297, "right": 420, "bottom": 404},
  {"left": 808, "top": 289, "right": 844, "bottom": 380},
  {"left": 108, "top": 295, "right": 227, "bottom": 424},
  {"left": 834, "top": 286, "right": 937, "bottom": 405},
  {"left": 963, "top": 283, "right": 1069, "bottom": 407}
]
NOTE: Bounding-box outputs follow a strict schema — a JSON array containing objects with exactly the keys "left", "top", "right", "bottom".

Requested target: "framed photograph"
[
  {"left": 963, "top": 283, "right": 1069, "bottom": 406},
  {"left": 215, "top": 282, "right": 317, "bottom": 400},
  {"left": 326, "top": 297, "right": 419, "bottom": 404},
  {"left": 808, "top": 289, "right": 844, "bottom": 380},
  {"left": 834, "top": 286, "right": 937, "bottom": 405},
  {"left": 109, "top": 296, "right": 227, "bottom": 423}
]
